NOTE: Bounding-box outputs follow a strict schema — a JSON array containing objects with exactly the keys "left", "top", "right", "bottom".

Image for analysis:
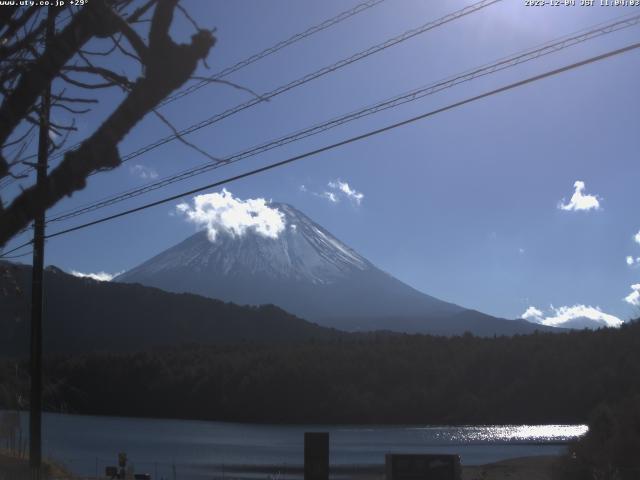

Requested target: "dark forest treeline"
[
  {"left": 1, "top": 320, "right": 640, "bottom": 424},
  {"left": 558, "top": 395, "right": 640, "bottom": 480},
  {"left": 0, "top": 262, "right": 341, "bottom": 357}
]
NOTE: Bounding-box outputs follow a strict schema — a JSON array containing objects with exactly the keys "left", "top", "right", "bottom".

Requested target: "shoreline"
[
  {"left": 143, "top": 456, "right": 563, "bottom": 480},
  {"left": 0, "top": 450, "right": 72, "bottom": 479},
  {"left": 4, "top": 408, "right": 587, "bottom": 432},
  {"left": 1, "top": 451, "right": 561, "bottom": 480}
]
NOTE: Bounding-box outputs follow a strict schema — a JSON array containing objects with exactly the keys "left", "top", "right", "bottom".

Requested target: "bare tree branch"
[
  {"left": 2, "top": 124, "right": 36, "bottom": 149},
  {"left": 126, "top": 0, "right": 158, "bottom": 23},
  {"left": 176, "top": 3, "right": 201, "bottom": 31},
  {"left": 0, "top": 1, "right": 120, "bottom": 177},
  {"left": 109, "top": 32, "right": 143, "bottom": 63},
  {"left": 151, "top": 107, "right": 221, "bottom": 162},
  {"left": 0, "top": 0, "right": 215, "bottom": 246},
  {"left": 64, "top": 64, "right": 134, "bottom": 89},
  {"left": 51, "top": 103, "right": 92, "bottom": 115},
  {"left": 59, "top": 71, "right": 120, "bottom": 90},
  {"left": 191, "top": 75, "right": 267, "bottom": 102},
  {"left": 112, "top": 18, "right": 149, "bottom": 62},
  {"left": 0, "top": 7, "right": 37, "bottom": 50},
  {"left": 51, "top": 94, "right": 99, "bottom": 104},
  {"left": 79, "top": 37, "right": 119, "bottom": 57},
  {"left": 0, "top": 12, "right": 50, "bottom": 61}
]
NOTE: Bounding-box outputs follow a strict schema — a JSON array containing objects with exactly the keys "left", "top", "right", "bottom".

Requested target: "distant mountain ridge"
[
  {"left": 0, "top": 261, "right": 340, "bottom": 357},
  {"left": 116, "top": 203, "right": 555, "bottom": 336}
]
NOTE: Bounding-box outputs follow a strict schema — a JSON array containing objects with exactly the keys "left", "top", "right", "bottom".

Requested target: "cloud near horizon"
[
  {"left": 558, "top": 181, "right": 601, "bottom": 212},
  {"left": 176, "top": 189, "right": 285, "bottom": 242},
  {"left": 71, "top": 270, "right": 122, "bottom": 282},
  {"left": 522, "top": 304, "right": 623, "bottom": 329},
  {"left": 625, "top": 284, "right": 640, "bottom": 307}
]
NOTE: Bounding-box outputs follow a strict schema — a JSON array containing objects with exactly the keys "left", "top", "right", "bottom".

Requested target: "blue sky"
[{"left": 3, "top": 0, "right": 640, "bottom": 322}]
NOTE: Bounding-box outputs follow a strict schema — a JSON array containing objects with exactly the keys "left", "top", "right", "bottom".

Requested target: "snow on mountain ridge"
[
  {"left": 119, "top": 203, "right": 369, "bottom": 285},
  {"left": 113, "top": 202, "right": 556, "bottom": 335}
]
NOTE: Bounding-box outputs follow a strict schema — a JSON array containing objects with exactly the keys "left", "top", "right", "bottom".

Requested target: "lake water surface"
[{"left": 17, "top": 412, "right": 586, "bottom": 479}]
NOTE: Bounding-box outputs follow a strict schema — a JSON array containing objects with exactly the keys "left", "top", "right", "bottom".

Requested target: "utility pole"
[{"left": 30, "top": 6, "right": 54, "bottom": 480}]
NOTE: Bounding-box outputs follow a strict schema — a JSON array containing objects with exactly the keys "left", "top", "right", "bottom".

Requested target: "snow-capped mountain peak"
[
  {"left": 115, "top": 203, "right": 478, "bottom": 331},
  {"left": 120, "top": 203, "right": 369, "bottom": 286}
]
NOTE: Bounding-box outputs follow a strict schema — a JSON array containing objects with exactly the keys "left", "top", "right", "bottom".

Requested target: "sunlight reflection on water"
[
  {"left": 340, "top": 424, "right": 589, "bottom": 444},
  {"left": 11, "top": 412, "right": 589, "bottom": 479},
  {"left": 397, "top": 424, "right": 589, "bottom": 443}
]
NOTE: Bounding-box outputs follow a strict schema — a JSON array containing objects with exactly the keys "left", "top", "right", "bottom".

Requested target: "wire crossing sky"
[
  {"left": 0, "top": 0, "right": 388, "bottom": 190},
  {"left": 2, "top": 0, "right": 639, "bottom": 326},
  {"left": 41, "top": 11, "right": 640, "bottom": 226}
]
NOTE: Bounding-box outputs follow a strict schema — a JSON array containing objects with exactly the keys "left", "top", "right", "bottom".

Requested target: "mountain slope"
[
  {"left": 0, "top": 262, "right": 340, "bottom": 357},
  {"left": 116, "top": 203, "right": 552, "bottom": 336}
]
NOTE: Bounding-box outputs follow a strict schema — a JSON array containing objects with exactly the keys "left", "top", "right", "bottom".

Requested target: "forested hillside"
[
  {"left": 1, "top": 320, "right": 638, "bottom": 424},
  {"left": 0, "top": 262, "right": 341, "bottom": 357}
]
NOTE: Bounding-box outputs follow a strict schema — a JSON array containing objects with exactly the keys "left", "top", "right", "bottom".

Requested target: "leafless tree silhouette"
[{"left": 0, "top": 0, "right": 216, "bottom": 247}]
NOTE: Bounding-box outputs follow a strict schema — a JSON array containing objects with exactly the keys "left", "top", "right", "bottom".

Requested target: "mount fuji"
[{"left": 115, "top": 203, "right": 550, "bottom": 335}]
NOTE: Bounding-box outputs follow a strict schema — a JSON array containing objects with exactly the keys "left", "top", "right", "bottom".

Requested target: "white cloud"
[
  {"left": 558, "top": 181, "right": 601, "bottom": 212},
  {"left": 71, "top": 270, "right": 122, "bottom": 282},
  {"left": 130, "top": 164, "right": 159, "bottom": 180},
  {"left": 626, "top": 256, "right": 640, "bottom": 267},
  {"left": 176, "top": 189, "right": 285, "bottom": 242},
  {"left": 322, "top": 191, "right": 339, "bottom": 203},
  {"left": 521, "top": 304, "right": 623, "bottom": 329},
  {"left": 519, "top": 248, "right": 526, "bottom": 254},
  {"left": 635, "top": 230, "right": 640, "bottom": 245},
  {"left": 328, "top": 180, "right": 364, "bottom": 205},
  {"left": 522, "top": 306, "right": 543, "bottom": 321},
  {"left": 625, "top": 284, "right": 640, "bottom": 307},
  {"left": 301, "top": 179, "right": 364, "bottom": 205}
]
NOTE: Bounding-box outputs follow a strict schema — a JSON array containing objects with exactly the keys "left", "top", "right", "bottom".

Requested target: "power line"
[
  {"left": 0, "top": 239, "right": 33, "bottom": 258},
  {"left": 161, "top": 0, "right": 388, "bottom": 106},
  {"left": 25, "top": 41, "right": 640, "bottom": 245},
  {"left": 3, "top": 0, "right": 500, "bottom": 194},
  {"left": 38, "top": 0, "right": 499, "bottom": 173},
  {"left": 0, "top": 0, "right": 387, "bottom": 190},
  {"left": 45, "top": 11, "right": 640, "bottom": 224},
  {"left": 0, "top": 249, "right": 33, "bottom": 259},
  {"left": 0, "top": 8, "right": 80, "bottom": 191},
  {"left": 109, "top": 0, "right": 501, "bottom": 166}
]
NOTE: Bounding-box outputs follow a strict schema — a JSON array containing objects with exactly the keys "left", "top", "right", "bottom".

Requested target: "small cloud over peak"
[
  {"left": 522, "top": 304, "right": 623, "bottom": 329},
  {"left": 328, "top": 180, "right": 364, "bottom": 205},
  {"left": 322, "top": 191, "right": 339, "bottom": 203},
  {"left": 71, "top": 270, "right": 122, "bottom": 282},
  {"left": 130, "top": 164, "right": 158, "bottom": 180},
  {"left": 176, "top": 189, "right": 285, "bottom": 242},
  {"left": 625, "top": 284, "right": 640, "bottom": 307},
  {"left": 558, "top": 181, "right": 601, "bottom": 212},
  {"left": 300, "top": 179, "right": 364, "bottom": 206}
]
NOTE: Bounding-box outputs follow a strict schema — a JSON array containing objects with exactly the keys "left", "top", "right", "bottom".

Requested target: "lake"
[{"left": 13, "top": 412, "right": 587, "bottom": 479}]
